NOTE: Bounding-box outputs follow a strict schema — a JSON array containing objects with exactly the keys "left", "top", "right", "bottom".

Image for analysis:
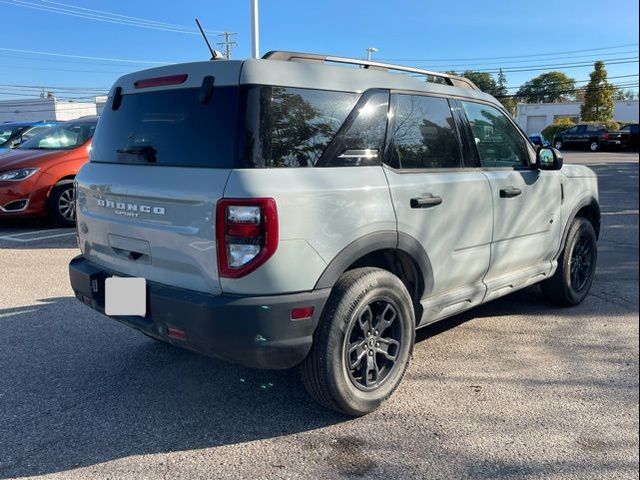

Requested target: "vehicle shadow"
[{"left": 0, "top": 297, "right": 346, "bottom": 478}]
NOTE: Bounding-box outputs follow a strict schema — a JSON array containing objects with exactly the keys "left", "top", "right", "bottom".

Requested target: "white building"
[
  {"left": 516, "top": 100, "right": 639, "bottom": 134},
  {"left": 0, "top": 97, "right": 97, "bottom": 123}
]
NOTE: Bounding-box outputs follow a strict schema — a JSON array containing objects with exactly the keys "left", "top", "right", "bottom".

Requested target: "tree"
[
  {"left": 614, "top": 88, "right": 638, "bottom": 101},
  {"left": 581, "top": 61, "right": 616, "bottom": 121},
  {"left": 494, "top": 68, "right": 516, "bottom": 115},
  {"left": 516, "top": 71, "right": 576, "bottom": 103},
  {"left": 459, "top": 71, "right": 497, "bottom": 95}
]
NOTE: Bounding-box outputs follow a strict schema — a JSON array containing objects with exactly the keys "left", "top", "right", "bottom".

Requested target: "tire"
[
  {"left": 541, "top": 217, "right": 597, "bottom": 306},
  {"left": 554, "top": 140, "right": 563, "bottom": 150},
  {"left": 589, "top": 140, "right": 599, "bottom": 152},
  {"left": 300, "top": 267, "right": 415, "bottom": 416},
  {"left": 48, "top": 180, "right": 76, "bottom": 227}
]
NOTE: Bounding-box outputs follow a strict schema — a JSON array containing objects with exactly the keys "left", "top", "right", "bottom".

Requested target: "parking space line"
[
  {"left": 0, "top": 229, "right": 69, "bottom": 238},
  {"left": 0, "top": 232, "right": 75, "bottom": 243}
]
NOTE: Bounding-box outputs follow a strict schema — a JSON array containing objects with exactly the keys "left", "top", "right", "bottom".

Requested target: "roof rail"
[{"left": 262, "top": 51, "right": 479, "bottom": 90}]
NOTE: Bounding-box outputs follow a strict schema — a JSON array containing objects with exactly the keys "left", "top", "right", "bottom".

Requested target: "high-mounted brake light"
[
  {"left": 216, "top": 198, "right": 278, "bottom": 278},
  {"left": 134, "top": 74, "right": 188, "bottom": 89}
]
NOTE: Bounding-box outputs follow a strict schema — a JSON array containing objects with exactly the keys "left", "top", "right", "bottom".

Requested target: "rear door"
[
  {"left": 458, "top": 100, "right": 563, "bottom": 300},
  {"left": 76, "top": 63, "right": 242, "bottom": 295},
  {"left": 384, "top": 93, "right": 493, "bottom": 324}
]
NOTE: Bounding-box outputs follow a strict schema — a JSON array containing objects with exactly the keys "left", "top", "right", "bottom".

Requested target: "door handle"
[
  {"left": 500, "top": 186, "right": 522, "bottom": 198},
  {"left": 410, "top": 194, "right": 443, "bottom": 208}
]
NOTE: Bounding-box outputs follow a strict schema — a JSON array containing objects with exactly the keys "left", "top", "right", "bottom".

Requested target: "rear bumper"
[{"left": 69, "top": 255, "right": 330, "bottom": 369}]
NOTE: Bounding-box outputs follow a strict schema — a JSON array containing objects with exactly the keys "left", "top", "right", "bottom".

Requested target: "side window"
[
  {"left": 585, "top": 124, "right": 604, "bottom": 132},
  {"left": 391, "top": 94, "right": 461, "bottom": 169},
  {"left": 566, "top": 126, "right": 578, "bottom": 134},
  {"left": 461, "top": 101, "right": 529, "bottom": 168},
  {"left": 318, "top": 91, "right": 389, "bottom": 167},
  {"left": 243, "top": 86, "right": 359, "bottom": 168},
  {"left": 22, "top": 126, "right": 49, "bottom": 141}
]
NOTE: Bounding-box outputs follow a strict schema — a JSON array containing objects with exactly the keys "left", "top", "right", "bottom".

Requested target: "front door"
[{"left": 459, "top": 100, "right": 563, "bottom": 301}]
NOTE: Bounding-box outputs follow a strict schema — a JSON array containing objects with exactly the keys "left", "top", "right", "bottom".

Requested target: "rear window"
[{"left": 90, "top": 87, "right": 239, "bottom": 168}]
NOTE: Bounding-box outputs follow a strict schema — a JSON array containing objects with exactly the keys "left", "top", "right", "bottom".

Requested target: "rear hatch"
[{"left": 76, "top": 62, "right": 242, "bottom": 294}]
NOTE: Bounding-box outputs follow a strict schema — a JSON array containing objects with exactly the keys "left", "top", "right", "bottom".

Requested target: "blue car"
[{"left": 0, "top": 120, "right": 58, "bottom": 151}]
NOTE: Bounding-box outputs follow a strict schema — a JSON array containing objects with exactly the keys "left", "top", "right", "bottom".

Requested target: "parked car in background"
[
  {"left": 607, "top": 123, "right": 639, "bottom": 150},
  {"left": 0, "top": 120, "right": 58, "bottom": 150},
  {"left": 553, "top": 123, "right": 622, "bottom": 152},
  {"left": 0, "top": 116, "right": 98, "bottom": 226},
  {"left": 528, "top": 133, "right": 550, "bottom": 147}
]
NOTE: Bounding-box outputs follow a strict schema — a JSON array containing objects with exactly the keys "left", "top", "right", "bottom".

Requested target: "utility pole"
[
  {"left": 216, "top": 32, "right": 238, "bottom": 59},
  {"left": 366, "top": 47, "right": 378, "bottom": 61},
  {"left": 251, "top": 0, "right": 259, "bottom": 59}
]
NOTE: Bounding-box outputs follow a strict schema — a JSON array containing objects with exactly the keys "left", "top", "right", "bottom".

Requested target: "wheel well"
[
  {"left": 346, "top": 248, "right": 424, "bottom": 324},
  {"left": 55, "top": 175, "right": 75, "bottom": 184},
  {"left": 575, "top": 204, "right": 601, "bottom": 239}
]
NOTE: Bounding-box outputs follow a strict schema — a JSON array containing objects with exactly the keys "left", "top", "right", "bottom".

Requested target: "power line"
[
  {"left": 0, "top": 0, "right": 225, "bottom": 34},
  {"left": 475, "top": 58, "right": 638, "bottom": 74},
  {"left": 0, "top": 46, "right": 169, "bottom": 65},
  {"left": 378, "top": 43, "right": 639, "bottom": 62}
]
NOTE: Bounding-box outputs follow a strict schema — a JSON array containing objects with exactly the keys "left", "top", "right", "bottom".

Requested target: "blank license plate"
[{"left": 105, "top": 277, "right": 146, "bottom": 316}]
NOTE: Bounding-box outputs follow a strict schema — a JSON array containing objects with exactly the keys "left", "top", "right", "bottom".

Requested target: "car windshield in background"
[
  {"left": 18, "top": 122, "right": 96, "bottom": 150},
  {"left": 90, "top": 87, "right": 239, "bottom": 168},
  {"left": 0, "top": 126, "right": 25, "bottom": 147}
]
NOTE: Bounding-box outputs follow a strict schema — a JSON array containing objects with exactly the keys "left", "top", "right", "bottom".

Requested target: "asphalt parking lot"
[{"left": 0, "top": 151, "right": 638, "bottom": 480}]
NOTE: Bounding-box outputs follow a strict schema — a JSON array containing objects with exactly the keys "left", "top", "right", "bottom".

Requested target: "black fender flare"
[
  {"left": 555, "top": 197, "right": 600, "bottom": 260},
  {"left": 314, "top": 230, "right": 434, "bottom": 299}
]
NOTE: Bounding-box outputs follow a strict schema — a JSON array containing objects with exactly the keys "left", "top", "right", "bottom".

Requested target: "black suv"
[{"left": 553, "top": 123, "right": 615, "bottom": 152}]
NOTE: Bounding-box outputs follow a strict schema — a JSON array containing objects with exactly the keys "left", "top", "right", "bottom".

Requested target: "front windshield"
[
  {"left": 18, "top": 122, "right": 96, "bottom": 150},
  {"left": 0, "top": 126, "right": 25, "bottom": 147}
]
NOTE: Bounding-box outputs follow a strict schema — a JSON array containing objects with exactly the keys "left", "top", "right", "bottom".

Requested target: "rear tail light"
[{"left": 216, "top": 198, "right": 278, "bottom": 278}]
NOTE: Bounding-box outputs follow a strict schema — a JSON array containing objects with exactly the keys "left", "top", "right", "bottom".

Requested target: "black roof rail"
[{"left": 262, "top": 50, "right": 479, "bottom": 90}]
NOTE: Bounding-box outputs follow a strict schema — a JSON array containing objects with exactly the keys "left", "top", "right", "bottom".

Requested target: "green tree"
[
  {"left": 516, "top": 71, "right": 576, "bottom": 103},
  {"left": 459, "top": 70, "right": 497, "bottom": 95},
  {"left": 614, "top": 88, "right": 638, "bottom": 101},
  {"left": 495, "top": 68, "right": 516, "bottom": 115},
  {"left": 581, "top": 61, "right": 615, "bottom": 121}
]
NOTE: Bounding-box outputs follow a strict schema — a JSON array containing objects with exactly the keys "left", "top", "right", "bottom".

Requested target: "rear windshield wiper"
[{"left": 116, "top": 145, "right": 158, "bottom": 163}]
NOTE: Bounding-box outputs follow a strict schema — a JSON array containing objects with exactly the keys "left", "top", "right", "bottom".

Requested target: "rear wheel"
[
  {"left": 541, "top": 217, "right": 597, "bottom": 306},
  {"left": 300, "top": 268, "right": 415, "bottom": 416},
  {"left": 48, "top": 180, "right": 76, "bottom": 227}
]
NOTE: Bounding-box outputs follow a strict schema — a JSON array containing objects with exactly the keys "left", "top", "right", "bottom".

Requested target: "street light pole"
[
  {"left": 366, "top": 47, "right": 378, "bottom": 61},
  {"left": 251, "top": 0, "right": 260, "bottom": 59}
]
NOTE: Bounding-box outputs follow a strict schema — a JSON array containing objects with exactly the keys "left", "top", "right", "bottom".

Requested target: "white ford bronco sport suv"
[{"left": 69, "top": 51, "right": 600, "bottom": 416}]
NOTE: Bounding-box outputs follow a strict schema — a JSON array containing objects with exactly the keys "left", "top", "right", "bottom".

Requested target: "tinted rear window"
[{"left": 91, "top": 87, "right": 239, "bottom": 167}]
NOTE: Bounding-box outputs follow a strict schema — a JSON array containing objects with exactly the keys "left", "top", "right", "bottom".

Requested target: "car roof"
[
  {"left": 1, "top": 120, "right": 58, "bottom": 127},
  {"left": 112, "top": 53, "right": 502, "bottom": 111}
]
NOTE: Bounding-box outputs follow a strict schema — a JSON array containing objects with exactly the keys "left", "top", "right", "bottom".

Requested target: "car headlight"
[{"left": 0, "top": 168, "right": 39, "bottom": 181}]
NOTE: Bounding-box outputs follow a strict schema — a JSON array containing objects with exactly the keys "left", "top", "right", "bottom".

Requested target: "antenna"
[{"left": 195, "top": 18, "right": 220, "bottom": 60}]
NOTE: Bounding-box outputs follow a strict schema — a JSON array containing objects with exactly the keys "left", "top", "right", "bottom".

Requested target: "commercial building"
[
  {"left": 516, "top": 100, "right": 639, "bottom": 134},
  {"left": 0, "top": 97, "right": 97, "bottom": 123}
]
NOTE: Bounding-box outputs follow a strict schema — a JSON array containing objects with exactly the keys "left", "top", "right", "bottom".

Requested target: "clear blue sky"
[{"left": 0, "top": 0, "right": 638, "bottom": 100}]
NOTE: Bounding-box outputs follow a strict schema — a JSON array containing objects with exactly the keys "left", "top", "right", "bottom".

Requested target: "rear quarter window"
[{"left": 241, "top": 86, "right": 359, "bottom": 168}]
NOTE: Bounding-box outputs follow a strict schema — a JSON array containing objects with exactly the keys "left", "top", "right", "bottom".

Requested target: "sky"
[{"left": 0, "top": 0, "right": 638, "bottom": 101}]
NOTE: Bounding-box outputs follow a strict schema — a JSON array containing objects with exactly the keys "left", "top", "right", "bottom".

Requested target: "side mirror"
[{"left": 536, "top": 147, "right": 563, "bottom": 170}]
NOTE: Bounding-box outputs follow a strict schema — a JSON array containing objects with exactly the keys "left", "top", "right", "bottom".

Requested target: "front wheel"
[
  {"left": 48, "top": 180, "right": 76, "bottom": 227},
  {"left": 554, "top": 140, "right": 563, "bottom": 150},
  {"left": 300, "top": 268, "right": 415, "bottom": 416},
  {"left": 589, "top": 141, "right": 599, "bottom": 152},
  {"left": 541, "top": 217, "right": 597, "bottom": 306}
]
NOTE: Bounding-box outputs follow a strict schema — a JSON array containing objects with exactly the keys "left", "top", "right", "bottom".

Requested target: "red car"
[{"left": 0, "top": 117, "right": 98, "bottom": 226}]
